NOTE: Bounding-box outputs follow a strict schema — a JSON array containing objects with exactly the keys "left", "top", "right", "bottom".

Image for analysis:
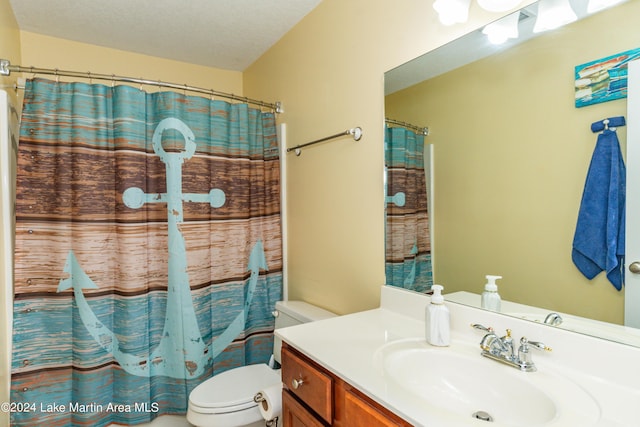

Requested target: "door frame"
[{"left": 625, "top": 60, "right": 640, "bottom": 327}]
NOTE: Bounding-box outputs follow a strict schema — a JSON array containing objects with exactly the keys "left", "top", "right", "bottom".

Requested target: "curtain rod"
[
  {"left": 0, "top": 58, "right": 283, "bottom": 113},
  {"left": 385, "top": 118, "right": 429, "bottom": 136}
]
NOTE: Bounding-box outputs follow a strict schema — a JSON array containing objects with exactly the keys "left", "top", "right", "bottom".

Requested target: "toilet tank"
[{"left": 273, "top": 300, "right": 336, "bottom": 364}]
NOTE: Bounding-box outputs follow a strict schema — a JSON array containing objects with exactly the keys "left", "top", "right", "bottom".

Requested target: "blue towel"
[{"left": 572, "top": 118, "right": 626, "bottom": 290}]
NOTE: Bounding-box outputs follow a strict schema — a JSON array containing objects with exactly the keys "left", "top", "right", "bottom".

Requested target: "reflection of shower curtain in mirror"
[
  {"left": 385, "top": 126, "right": 432, "bottom": 292},
  {"left": 10, "top": 78, "right": 282, "bottom": 427}
]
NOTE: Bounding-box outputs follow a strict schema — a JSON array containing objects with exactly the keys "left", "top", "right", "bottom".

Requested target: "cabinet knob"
[
  {"left": 630, "top": 262, "right": 640, "bottom": 274},
  {"left": 291, "top": 378, "right": 304, "bottom": 389}
]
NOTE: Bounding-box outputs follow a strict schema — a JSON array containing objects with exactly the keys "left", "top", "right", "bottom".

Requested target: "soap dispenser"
[
  {"left": 481, "top": 275, "right": 502, "bottom": 312},
  {"left": 425, "top": 284, "right": 450, "bottom": 346}
]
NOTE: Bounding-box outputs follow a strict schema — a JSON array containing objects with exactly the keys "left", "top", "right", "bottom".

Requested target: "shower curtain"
[
  {"left": 10, "top": 78, "right": 282, "bottom": 426},
  {"left": 385, "top": 126, "right": 432, "bottom": 292}
]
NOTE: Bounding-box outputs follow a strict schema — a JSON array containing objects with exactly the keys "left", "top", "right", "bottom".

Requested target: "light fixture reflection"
[
  {"left": 587, "top": 0, "right": 625, "bottom": 13},
  {"left": 482, "top": 12, "right": 520, "bottom": 44},
  {"left": 533, "top": 0, "right": 577, "bottom": 33},
  {"left": 433, "top": 0, "right": 472, "bottom": 25}
]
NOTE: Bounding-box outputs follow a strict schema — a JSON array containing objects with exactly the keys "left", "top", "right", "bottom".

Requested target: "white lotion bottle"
[
  {"left": 481, "top": 275, "right": 502, "bottom": 312},
  {"left": 425, "top": 284, "right": 450, "bottom": 346}
]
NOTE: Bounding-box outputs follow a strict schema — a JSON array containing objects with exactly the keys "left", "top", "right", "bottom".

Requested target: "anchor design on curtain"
[{"left": 57, "top": 118, "right": 266, "bottom": 379}]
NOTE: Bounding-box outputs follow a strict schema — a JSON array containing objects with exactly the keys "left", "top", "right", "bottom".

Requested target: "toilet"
[{"left": 187, "top": 300, "right": 336, "bottom": 427}]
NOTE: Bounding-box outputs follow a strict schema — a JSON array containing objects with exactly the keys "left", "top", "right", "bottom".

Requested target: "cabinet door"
[
  {"left": 344, "top": 389, "right": 413, "bottom": 427},
  {"left": 282, "top": 390, "right": 326, "bottom": 427}
]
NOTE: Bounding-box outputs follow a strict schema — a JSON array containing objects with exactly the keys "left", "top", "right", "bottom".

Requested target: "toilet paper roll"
[{"left": 257, "top": 383, "right": 283, "bottom": 421}]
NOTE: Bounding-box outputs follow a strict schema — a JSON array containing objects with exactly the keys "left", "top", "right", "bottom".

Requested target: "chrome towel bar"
[{"left": 287, "top": 127, "right": 362, "bottom": 156}]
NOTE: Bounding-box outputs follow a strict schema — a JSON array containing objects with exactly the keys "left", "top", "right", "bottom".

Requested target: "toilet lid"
[{"left": 189, "top": 363, "right": 281, "bottom": 413}]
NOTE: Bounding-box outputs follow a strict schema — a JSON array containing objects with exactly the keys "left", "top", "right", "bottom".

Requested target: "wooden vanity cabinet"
[{"left": 281, "top": 343, "right": 413, "bottom": 427}]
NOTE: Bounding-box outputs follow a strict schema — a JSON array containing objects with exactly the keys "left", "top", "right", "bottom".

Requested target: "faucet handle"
[
  {"left": 519, "top": 337, "right": 552, "bottom": 352},
  {"left": 527, "top": 339, "right": 552, "bottom": 352},
  {"left": 471, "top": 323, "right": 494, "bottom": 333}
]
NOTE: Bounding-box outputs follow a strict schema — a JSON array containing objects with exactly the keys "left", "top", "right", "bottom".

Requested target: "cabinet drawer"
[{"left": 281, "top": 346, "right": 333, "bottom": 423}]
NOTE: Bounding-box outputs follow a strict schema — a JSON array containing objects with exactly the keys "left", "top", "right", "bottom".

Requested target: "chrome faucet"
[{"left": 471, "top": 324, "right": 551, "bottom": 372}]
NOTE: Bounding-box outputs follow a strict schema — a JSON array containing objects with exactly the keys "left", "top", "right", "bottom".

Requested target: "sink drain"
[{"left": 472, "top": 411, "right": 494, "bottom": 422}]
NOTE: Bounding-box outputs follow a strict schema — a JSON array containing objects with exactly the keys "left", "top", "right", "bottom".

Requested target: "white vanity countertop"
[{"left": 275, "top": 286, "right": 640, "bottom": 427}]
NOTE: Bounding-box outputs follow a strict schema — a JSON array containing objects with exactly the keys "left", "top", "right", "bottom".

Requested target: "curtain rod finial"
[
  {"left": 350, "top": 127, "right": 363, "bottom": 141},
  {"left": 0, "top": 59, "right": 11, "bottom": 76}
]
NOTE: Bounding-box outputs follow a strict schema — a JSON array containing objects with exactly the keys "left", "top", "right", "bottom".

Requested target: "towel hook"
[{"left": 591, "top": 116, "right": 625, "bottom": 133}]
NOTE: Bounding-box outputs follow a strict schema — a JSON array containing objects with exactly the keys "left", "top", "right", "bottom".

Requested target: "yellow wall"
[
  {"left": 0, "top": 0, "right": 19, "bottom": 423},
  {"left": 19, "top": 32, "right": 243, "bottom": 94},
  {"left": 386, "top": 1, "right": 640, "bottom": 324},
  {"left": 244, "top": 0, "right": 531, "bottom": 314}
]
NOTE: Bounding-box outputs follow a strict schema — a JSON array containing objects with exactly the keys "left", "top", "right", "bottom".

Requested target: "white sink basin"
[{"left": 373, "top": 339, "right": 601, "bottom": 427}]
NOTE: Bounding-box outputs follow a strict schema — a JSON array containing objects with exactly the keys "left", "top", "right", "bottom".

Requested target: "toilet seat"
[{"left": 189, "top": 363, "right": 281, "bottom": 415}]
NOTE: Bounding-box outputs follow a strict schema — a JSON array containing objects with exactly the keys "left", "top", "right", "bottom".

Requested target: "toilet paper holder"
[
  {"left": 254, "top": 392, "right": 279, "bottom": 427},
  {"left": 254, "top": 391, "right": 266, "bottom": 403}
]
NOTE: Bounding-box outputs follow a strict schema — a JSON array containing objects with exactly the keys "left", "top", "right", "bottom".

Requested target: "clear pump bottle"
[
  {"left": 481, "top": 275, "right": 502, "bottom": 312},
  {"left": 425, "top": 284, "right": 450, "bottom": 346}
]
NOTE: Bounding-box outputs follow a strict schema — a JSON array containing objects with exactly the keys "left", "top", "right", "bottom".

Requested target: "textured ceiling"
[{"left": 9, "top": 0, "right": 322, "bottom": 71}]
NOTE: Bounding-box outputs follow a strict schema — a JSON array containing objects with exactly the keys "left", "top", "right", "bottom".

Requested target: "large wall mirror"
[{"left": 384, "top": 0, "right": 640, "bottom": 347}]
